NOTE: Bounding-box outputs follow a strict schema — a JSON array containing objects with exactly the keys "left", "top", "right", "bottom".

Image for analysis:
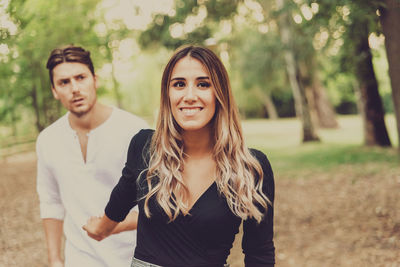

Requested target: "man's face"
[{"left": 51, "top": 62, "right": 97, "bottom": 117}]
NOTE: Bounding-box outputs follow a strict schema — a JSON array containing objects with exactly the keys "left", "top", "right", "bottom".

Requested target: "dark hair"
[{"left": 46, "top": 45, "right": 95, "bottom": 86}]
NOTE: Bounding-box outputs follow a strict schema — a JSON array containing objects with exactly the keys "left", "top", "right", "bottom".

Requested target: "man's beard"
[{"left": 70, "top": 106, "right": 90, "bottom": 118}]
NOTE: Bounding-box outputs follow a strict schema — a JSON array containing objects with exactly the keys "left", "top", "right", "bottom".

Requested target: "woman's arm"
[
  {"left": 83, "top": 210, "right": 138, "bottom": 241},
  {"left": 111, "top": 210, "right": 139, "bottom": 234},
  {"left": 82, "top": 214, "right": 118, "bottom": 241},
  {"left": 242, "top": 149, "right": 275, "bottom": 266},
  {"left": 83, "top": 130, "right": 152, "bottom": 241}
]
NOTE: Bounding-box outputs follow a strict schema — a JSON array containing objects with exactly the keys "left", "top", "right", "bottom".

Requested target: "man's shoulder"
[
  {"left": 37, "top": 114, "right": 68, "bottom": 143},
  {"left": 111, "top": 107, "right": 149, "bottom": 130}
]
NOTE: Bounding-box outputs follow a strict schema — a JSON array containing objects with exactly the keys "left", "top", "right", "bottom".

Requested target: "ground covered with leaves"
[{"left": 1, "top": 152, "right": 399, "bottom": 267}]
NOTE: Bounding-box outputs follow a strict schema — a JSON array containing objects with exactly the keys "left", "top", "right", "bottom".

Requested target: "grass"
[{"left": 243, "top": 114, "right": 399, "bottom": 175}]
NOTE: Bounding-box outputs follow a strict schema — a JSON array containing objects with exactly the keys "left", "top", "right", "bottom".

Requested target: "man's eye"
[
  {"left": 60, "top": 80, "right": 69, "bottom": 85},
  {"left": 77, "top": 75, "right": 85, "bottom": 80},
  {"left": 198, "top": 81, "right": 210, "bottom": 88},
  {"left": 173, "top": 81, "right": 185, "bottom": 87}
]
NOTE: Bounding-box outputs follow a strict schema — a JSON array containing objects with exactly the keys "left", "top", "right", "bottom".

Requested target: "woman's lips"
[{"left": 180, "top": 107, "right": 203, "bottom": 116}]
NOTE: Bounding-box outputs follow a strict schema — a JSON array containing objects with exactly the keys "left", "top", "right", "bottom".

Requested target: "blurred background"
[{"left": 0, "top": 0, "right": 399, "bottom": 266}]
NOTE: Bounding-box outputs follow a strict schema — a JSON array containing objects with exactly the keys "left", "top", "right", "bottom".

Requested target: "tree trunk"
[
  {"left": 111, "top": 60, "right": 123, "bottom": 109},
  {"left": 38, "top": 66, "right": 59, "bottom": 126},
  {"left": 105, "top": 34, "right": 123, "bottom": 109},
  {"left": 31, "top": 84, "right": 44, "bottom": 132},
  {"left": 276, "top": 0, "right": 319, "bottom": 142},
  {"left": 310, "top": 80, "right": 339, "bottom": 129},
  {"left": 351, "top": 18, "right": 391, "bottom": 146},
  {"left": 253, "top": 87, "right": 279, "bottom": 120},
  {"left": 10, "top": 108, "right": 18, "bottom": 136},
  {"left": 299, "top": 59, "right": 338, "bottom": 129},
  {"left": 380, "top": 0, "right": 400, "bottom": 149}
]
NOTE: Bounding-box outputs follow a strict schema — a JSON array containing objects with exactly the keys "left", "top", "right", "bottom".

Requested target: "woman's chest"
[{"left": 138, "top": 185, "right": 242, "bottom": 244}]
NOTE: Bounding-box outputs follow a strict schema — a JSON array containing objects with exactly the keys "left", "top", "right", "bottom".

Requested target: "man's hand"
[
  {"left": 82, "top": 214, "right": 118, "bottom": 241},
  {"left": 82, "top": 216, "right": 106, "bottom": 241}
]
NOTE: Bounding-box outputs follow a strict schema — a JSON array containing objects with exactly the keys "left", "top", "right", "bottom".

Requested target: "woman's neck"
[{"left": 182, "top": 128, "right": 214, "bottom": 158}]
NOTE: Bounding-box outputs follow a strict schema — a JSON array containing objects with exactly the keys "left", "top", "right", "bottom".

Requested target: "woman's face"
[{"left": 168, "top": 56, "right": 216, "bottom": 133}]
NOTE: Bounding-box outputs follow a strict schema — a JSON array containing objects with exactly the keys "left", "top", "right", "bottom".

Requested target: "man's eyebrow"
[{"left": 56, "top": 78, "right": 70, "bottom": 82}]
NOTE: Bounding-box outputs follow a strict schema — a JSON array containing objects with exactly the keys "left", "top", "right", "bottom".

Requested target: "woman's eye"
[
  {"left": 173, "top": 81, "right": 185, "bottom": 88},
  {"left": 198, "top": 81, "right": 210, "bottom": 88},
  {"left": 77, "top": 75, "right": 85, "bottom": 80}
]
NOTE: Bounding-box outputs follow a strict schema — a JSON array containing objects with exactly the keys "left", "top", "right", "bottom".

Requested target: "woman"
[{"left": 83, "top": 45, "right": 275, "bottom": 267}]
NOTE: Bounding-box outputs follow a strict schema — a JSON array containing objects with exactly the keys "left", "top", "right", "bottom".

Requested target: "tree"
[
  {"left": 289, "top": 9, "right": 339, "bottom": 129},
  {"left": 229, "top": 25, "right": 286, "bottom": 119},
  {"left": 310, "top": 0, "right": 392, "bottom": 146},
  {"left": 349, "top": 13, "right": 391, "bottom": 146},
  {"left": 5, "top": 0, "right": 101, "bottom": 132},
  {"left": 275, "top": 0, "right": 320, "bottom": 141},
  {"left": 298, "top": 59, "right": 338, "bottom": 128},
  {"left": 379, "top": 0, "right": 400, "bottom": 149}
]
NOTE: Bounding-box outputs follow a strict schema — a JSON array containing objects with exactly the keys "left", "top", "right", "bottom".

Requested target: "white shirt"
[{"left": 36, "top": 107, "right": 148, "bottom": 267}]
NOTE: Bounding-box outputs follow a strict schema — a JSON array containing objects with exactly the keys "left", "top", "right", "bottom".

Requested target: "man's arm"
[
  {"left": 36, "top": 136, "right": 66, "bottom": 266},
  {"left": 43, "top": 218, "right": 64, "bottom": 267}
]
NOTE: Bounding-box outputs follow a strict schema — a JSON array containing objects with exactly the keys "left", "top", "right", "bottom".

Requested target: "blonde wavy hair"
[{"left": 143, "top": 45, "right": 270, "bottom": 223}]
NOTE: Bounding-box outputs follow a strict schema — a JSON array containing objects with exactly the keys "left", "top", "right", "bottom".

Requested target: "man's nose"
[{"left": 71, "top": 80, "right": 80, "bottom": 93}]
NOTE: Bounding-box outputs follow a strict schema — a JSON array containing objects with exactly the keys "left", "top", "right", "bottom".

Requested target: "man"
[{"left": 36, "top": 45, "right": 148, "bottom": 267}]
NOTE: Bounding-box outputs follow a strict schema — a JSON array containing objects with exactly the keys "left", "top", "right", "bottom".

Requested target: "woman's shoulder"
[
  {"left": 131, "top": 128, "right": 154, "bottom": 145},
  {"left": 127, "top": 129, "right": 154, "bottom": 158},
  {"left": 249, "top": 148, "right": 274, "bottom": 182},
  {"left": 249, "top": 148, "right": 270, "bottom": 165}
]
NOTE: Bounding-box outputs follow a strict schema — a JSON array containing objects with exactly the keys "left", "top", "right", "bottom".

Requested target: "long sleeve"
[
  {"left": 242, "top": 149, "right": 275, "bottom": 266},
  {"left": 36, "top": 134, "right": 65, "bottom": 220},
  {"left": 105, "top": 129, "right": 153, "bottom": 222}
]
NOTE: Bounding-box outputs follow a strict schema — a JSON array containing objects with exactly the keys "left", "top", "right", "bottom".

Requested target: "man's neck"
[{"left": 68, "top": 103, "right": 112, "bottom": 133}]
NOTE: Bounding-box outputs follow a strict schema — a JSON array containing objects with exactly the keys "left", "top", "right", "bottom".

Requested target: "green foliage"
[
  {"left": 117, "top": 48, "right": 170, "bottom": 122},
  {"left": 229, "top": 23, "right": 291, "bottom": 117},
  {"left": 0, "top": 0, "right": 396, "bottom": 143},
  {"left": 2, "top": 0, "right": 102, "bottom": 131},
  {"left": 271, "top": 90, "right": 296, "bottom": 117},
  {"left": 308, "top": 0, "right": 381, "bottom": 72},
  {"left": 230, "top": 26, "right": 287, "bottom": 93},
  {"left": 138, "top": 0, "right": 239, "bottom": 49}
]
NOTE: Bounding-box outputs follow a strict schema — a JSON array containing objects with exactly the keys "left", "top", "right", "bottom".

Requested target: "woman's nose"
[{"left": 183, "top": 85, "right": 197, "bottom": 102}]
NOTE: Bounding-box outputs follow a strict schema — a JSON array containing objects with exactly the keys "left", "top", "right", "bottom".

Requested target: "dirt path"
[{"left": 1, "top": 153, "right": 399, "bottom": 266}]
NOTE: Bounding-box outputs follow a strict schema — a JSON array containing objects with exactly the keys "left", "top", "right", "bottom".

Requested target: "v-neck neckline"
[
  {"left": 187, "top": 181, "right": 216, "bottom": 213},
  {"left": 65, "top": 107, "right": 115, "bottom": 165}
]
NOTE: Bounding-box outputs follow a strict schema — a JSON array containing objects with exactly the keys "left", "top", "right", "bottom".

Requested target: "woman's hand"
[
  {"left": 82, "top": 215, "right": 118, "bottom": 241},
  {"left": 82, "top": 216, "right": 105, "bottom": 241}
]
